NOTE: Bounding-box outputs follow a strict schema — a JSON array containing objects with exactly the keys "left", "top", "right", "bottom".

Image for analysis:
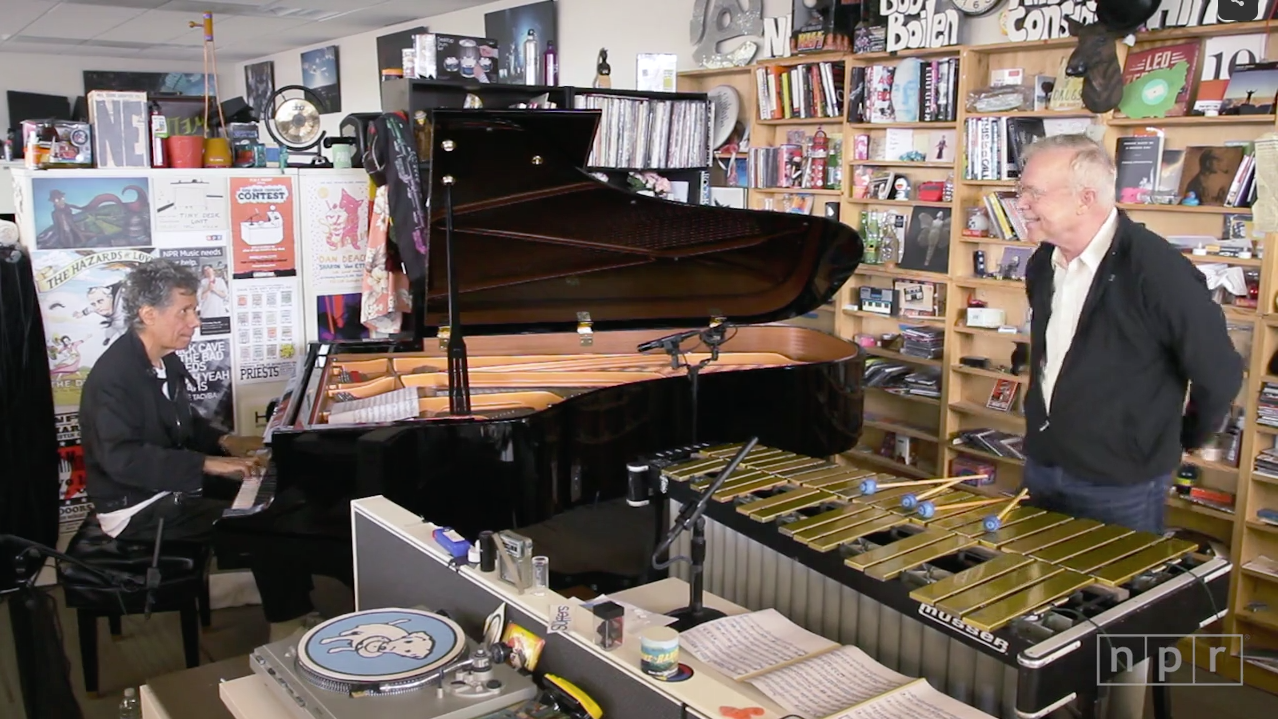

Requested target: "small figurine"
[
  {"left": 892, "top": 177, "right": 911, "bottom": 201},
  {"left": 1181, "top": 191, "right": 1200, "bottom": 206},
  {"left": 594, "top": 48, "right": 611, "bottom": 89}
]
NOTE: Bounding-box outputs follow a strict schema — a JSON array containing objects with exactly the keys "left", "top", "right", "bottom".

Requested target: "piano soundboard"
[{"left": 308, "top": 344, "right": 818, "bottom": 428}]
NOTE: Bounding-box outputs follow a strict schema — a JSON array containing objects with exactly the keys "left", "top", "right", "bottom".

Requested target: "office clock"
[{"left": 953, "top": 0, "right": 1003, "bottom": 16}]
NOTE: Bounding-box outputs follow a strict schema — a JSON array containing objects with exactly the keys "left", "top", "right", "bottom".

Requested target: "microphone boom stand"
[{"left": 652, "top": 436, "right": 758, "bottom": 632}]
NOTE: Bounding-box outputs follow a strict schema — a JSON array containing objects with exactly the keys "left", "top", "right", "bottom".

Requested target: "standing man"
[
  {"left": 79, "top": 259, "right": 319, "bottom": 640},
  {"left": 1015, "top": 134, "right": 1243, "bottom": 534}
]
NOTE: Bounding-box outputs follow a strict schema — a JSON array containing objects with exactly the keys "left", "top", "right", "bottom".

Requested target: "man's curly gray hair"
[{"left": 123, "top": 259, "right": 200, "bottom": 330}]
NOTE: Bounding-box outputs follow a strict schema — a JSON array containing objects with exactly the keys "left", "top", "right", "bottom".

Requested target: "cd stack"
[{"left": 898, "top": 325, "right": 944, "bottom": 361}]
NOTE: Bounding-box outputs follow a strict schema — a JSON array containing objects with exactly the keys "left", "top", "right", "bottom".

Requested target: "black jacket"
[
  {"left": 80, "top": 331, "right": 227, "bottom": 513},
  {"left": 1024, "top": 211, "right": 1244, "bottom": 484}
]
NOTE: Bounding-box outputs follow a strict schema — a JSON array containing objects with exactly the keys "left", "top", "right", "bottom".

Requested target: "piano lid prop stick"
[
  {"left": 859, "top": 474, "right": 988, "bottom": 495},
  {"left": 981, "top": 489, "right": 1030, "bottom": 532},
  {"left": 916, "top": 494, "right": 1006, "bottom": 519},
  {"left": 900, "top": 475, "right": 989, "bottom": 510}
]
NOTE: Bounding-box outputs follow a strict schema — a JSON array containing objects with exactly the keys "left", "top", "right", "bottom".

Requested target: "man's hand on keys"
[{"left": 205, "top": 456, "right": 260, "bottom": 479}]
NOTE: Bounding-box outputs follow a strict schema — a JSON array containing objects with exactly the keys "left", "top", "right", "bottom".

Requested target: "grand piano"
[{"left": 212, "top": 109, "right": 866, "bottom": 586}]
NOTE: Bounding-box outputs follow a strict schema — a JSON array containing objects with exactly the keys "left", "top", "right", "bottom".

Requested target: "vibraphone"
[{"left": 648, "top": 443, "right": 1231, "bottom": 719}]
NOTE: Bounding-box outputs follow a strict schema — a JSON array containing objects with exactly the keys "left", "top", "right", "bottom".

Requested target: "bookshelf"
[{"left": 680, "top": 18, "right": 1278, "bottom": 693}]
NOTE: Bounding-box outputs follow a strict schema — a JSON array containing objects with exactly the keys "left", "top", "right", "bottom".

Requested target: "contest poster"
[
  {"left": 229, "top": 175, "right": 297, "bottom": 278},
  {"left": 232, "top": 276, "right": 302, "bottom": 386},
  {"left": 30, "top": 175, "right": 153, "bottom": 250},
  {"left": 175, "top": 338, "right": 235, "bottom": 432},
  {"left": 55, "top": 413, "right": 92, "bottom": 543},
  {"left": 301, "top": 172, "right": 370, "bottom": 296},
  {"left": 33, "top": 248, "right": 156, "bottom": 411},
  {"left": 152, "top": 174, "right": 230, "bottom": 248},
  {"left": 157, "top": 246, "right": 231, "bottom": 337}
]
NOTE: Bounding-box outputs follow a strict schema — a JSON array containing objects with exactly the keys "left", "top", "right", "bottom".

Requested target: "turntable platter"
[{"left": 297, "top": 608, "right": 467, "bottom": 693}]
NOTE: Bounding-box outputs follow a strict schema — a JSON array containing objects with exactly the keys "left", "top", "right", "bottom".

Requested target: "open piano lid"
[{"left": 422, "top": 109, "right": 863, "bottom": 336}]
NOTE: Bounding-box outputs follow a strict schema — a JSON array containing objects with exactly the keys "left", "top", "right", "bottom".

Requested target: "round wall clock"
[{"left": 953, "top": 0, "right": 1003, "bottom": 16}]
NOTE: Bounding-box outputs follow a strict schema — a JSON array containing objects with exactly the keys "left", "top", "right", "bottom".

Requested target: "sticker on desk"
[{"left": 548, "top": 604, "right": 573, "bottom": 634}]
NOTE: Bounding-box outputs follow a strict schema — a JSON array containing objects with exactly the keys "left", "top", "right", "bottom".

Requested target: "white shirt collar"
[{"left": 1053, "top": 208, "right": 1118, "bottom": 271}]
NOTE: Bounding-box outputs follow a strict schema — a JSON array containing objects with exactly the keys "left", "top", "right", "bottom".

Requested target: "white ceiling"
[{"left": 0, "top": 0, "right": 493, "bottom": 61}]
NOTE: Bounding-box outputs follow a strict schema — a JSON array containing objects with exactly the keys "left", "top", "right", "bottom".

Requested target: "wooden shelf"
[
  {"left": 1117, "top": 202, "right": 1253, "bottom": 215},
  {"left": 1109, "top": 115, "right": 1276, "bottom": 126},
  {"left": 717, "top": 27, "right": 1278, "bottom": 688},
  {"left": 752, "top": 187, "right": 842, "bottom": 195}
]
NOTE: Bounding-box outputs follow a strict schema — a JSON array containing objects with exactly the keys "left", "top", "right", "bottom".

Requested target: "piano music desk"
[{"left": 220, "top": 495, "right": 792, "bottom": 719}]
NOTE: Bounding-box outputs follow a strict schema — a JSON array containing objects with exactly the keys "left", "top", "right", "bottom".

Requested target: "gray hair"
[
  {"left": 1022, "top": 133, "right": 1117, "bottom": 207},
  {"left": 123, "top": 258, "right": 200, "bottom": 329}
]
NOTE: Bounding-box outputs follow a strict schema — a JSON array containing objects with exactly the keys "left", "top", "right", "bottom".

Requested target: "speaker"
[
  {"left": 340, "top": 112, "right": 380, "bottom": 163},
  {"left": 219, "top": 96, "right": 256, "bottom": 124}
]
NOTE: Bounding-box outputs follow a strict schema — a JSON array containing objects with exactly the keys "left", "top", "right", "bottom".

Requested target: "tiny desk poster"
[
  {"left": 152, "top": 175, "right": 229, "bottom": 248},
  {"left": 230, "top": 176, "right": 297, "bottom": 278}
]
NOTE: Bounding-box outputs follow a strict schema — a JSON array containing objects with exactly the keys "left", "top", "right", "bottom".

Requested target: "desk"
[{"left": 219, "top": 495, "right": 790, "bottom": 719}]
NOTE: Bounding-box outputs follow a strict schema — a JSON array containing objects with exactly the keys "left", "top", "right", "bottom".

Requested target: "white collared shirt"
[{"left": 1041, "top": 208, "right": 1118, "bottom": 413}]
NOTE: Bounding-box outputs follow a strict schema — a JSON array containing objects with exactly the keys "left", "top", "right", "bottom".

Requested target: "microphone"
[
  {"left": 627, "top": 462, "right": 652, "bottom": 507},
  {"left": 636, "top": 329, "right": 701, "bottom": 354}
]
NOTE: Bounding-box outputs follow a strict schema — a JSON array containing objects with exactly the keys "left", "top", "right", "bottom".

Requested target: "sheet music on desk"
[
  {"left": 679, "top": 608, "right": 837, "bottom": 680},
  {"left": 680, "top": 609, "right": 996, "bottom": 719}
]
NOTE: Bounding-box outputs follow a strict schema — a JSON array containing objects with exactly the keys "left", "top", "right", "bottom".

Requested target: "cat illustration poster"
[{"left": 300, "top": 172, "right": 370, "bottom": 297}]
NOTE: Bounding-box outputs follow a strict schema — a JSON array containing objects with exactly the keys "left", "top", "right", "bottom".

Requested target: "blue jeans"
[{"left": 1022, "top": 459, "right": 1173, "bottom": 535}]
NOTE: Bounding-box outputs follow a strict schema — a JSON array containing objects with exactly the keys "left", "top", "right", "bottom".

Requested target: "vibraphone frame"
[{"left": 646, "top": 444, "right": 1231, "bottom": 719}]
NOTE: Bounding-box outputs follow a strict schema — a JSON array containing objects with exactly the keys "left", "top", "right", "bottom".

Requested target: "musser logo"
[{"left": 1098, "top": 635, "right": 1243, "bottom": 686}]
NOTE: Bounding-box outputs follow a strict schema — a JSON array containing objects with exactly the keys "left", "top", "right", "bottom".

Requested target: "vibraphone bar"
[{"left": 652, "top": 443, "right": 1231, "bottom": 719}]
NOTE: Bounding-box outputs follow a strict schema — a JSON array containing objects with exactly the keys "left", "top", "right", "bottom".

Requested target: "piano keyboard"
[{"left": 224, "top": 460, "right": 277, "bottom": 518}]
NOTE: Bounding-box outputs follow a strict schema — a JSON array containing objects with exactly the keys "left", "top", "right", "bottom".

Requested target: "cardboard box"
[
  {"left": 87, "top": 90, "right": 150, "bottom": 168},
  {"left": 414, "top": 33, "right": 499, "bottom": 83}
]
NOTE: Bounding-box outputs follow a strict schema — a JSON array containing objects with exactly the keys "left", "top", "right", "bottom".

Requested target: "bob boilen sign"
[{"left": 882, "top": 0, "right": 963, "bottom": 53}]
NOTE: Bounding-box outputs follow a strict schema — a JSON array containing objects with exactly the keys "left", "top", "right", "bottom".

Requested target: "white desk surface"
[{"left": 216, "top": 496, "right": 790, "bottom": 719}]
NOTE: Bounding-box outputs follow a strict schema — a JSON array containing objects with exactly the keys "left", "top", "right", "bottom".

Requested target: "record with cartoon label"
[{"left": 297, "top": 608, "right": 466, "bottom": 689}]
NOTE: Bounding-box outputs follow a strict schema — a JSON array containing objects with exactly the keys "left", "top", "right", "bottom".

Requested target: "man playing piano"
[
  {"left": 79, "top": 259, "right": 319, "bottom": 641},
  {"left": 1015, "top": 134, "right": 1244, "bottom": 534}
]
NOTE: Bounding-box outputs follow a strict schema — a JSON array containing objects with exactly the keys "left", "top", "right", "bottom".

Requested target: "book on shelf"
[
  {"left": 1220, "top": 61, "right": 1278, "bottom": 116},
  {"left": 755, "top": 60, "right": 846, "bottom": 121},
  {"left": 1116, "top": 42, "right": 1201, "bottom": 119},
  {"left": 1115, "top": 134, "right": 1164, "bottom": 204},
  {"left": 749, "top": 130, "right": 843, "bottom": 190},
  {"left": 572, "top": 92, "right": 709, "bottom": 170},
  {"left": 679, "top": 608, "right": 998, "bottom": 718},
  {"left": 848, "top": 57, "right": 960, "bottom": 124}
]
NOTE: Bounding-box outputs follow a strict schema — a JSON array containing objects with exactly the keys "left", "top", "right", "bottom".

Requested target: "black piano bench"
[{"left": 57, "top": 512, "right": 211, "bottom": 696}]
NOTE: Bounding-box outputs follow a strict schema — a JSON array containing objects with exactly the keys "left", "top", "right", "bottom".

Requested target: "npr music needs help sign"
[
  {"left": 882, "top": 0, "right": 960, "bottom": 53},
  {"left": 1098, "top": 635, "right": 1244, "bottom": 686}
]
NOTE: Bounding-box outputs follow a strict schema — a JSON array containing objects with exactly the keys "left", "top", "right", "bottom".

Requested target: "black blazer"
[
  {"left": 1022, "top": 211, "right": 1244, "bottom": 484},
  {"left": 80, "top": 331, "right": 227, "bottom": 513}
]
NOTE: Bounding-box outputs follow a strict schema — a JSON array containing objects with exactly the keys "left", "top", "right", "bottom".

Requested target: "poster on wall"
[
  {"left": 158, "top": 246, "right": 231, "bottom": 337},
  {"left": 229, "top": 176, "right": 297, "bottom": 278},
  {"left": 55, "top": 413, "right": 91, "bottom": 542},
  {"left": 175, "top": 338, "right": 235, "bottom": 432},
  {"left": 232, "top": 276, "right": 302, "bottom": 386},
  {"left": 33, "top": 248, "right": 156, "bottom": 411},
  {"left": 484, "top": 0, "right": 558, "bottom": 84},
  {"left": 152, "top": 175, "right": 229, "bottom": 247},
  {"left": 301, "top": 172, "right": 369, "bottom": 296},
  {"left": 30, "top": 175, "right": 152, "bottom": 250}
]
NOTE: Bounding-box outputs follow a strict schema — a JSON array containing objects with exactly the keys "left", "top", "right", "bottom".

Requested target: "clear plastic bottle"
[{"left": 118, "top": 687, "right": 140, "bottom": 719}]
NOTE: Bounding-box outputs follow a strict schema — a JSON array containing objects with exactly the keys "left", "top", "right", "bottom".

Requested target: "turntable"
[{"left": 249, "top": 607, "right": 539, "bottom": 719}]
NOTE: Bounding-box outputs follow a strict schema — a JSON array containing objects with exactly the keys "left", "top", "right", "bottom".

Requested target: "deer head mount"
[{"left": 1064, "top": 17, "right": 1124, "bottom": 114}]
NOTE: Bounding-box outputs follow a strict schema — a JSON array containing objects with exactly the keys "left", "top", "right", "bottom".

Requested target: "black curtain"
[{"left": 0, "top": 242, "right": 59, "bottom": 589}]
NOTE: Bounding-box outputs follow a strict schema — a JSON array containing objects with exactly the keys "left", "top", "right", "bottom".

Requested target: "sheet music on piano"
[{"left": 328, "top": 387, "right": 419, "bottom": 424}]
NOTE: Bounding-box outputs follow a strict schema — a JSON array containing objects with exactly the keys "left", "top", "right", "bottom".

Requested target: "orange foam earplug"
[{"left": 719, "top": 707, "right": 765, "bottom": 719}]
